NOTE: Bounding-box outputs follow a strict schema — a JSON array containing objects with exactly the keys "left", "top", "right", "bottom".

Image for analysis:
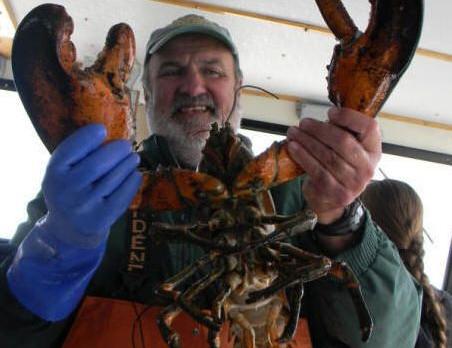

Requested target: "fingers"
[
  {"left": 286, "top": 107, "right": 382, "bottom": 215},
  {"left": 44, "top": 124, "right": 140, "bottom": 211},
  {"left": 289, "top": 118, "right": 364, "bottom": 170},
  {"left": 287, "top": 123, "right": 358, "bottom": 190},
  {"left": 49, "top": 124, "right": 107, "bottom": 170},
  {"left": 287, "top": 140, "right": 353, "bottom": 208},
  {"left": 328, "top": 107, "right": 382, "bottom": 155},
  {"left": 69, "top": 140, "right": 134, "bottom": 187},
  {"left": 289, "top": 108, "right": 381, "bottom": 174},
  {"left": 103, "top": 170, "right": 143, "bottom": 220},
  {"left": 89, "top": 152, "right": 141, "bottom": 200}
]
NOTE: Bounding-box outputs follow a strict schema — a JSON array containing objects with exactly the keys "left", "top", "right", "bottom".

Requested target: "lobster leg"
[
  {"left": 156, "top": 252, "right": 218, "bottom": 299},
  {"left": 261, "top": 208, "right": 317, "bottom": 239},
  {"left": 212, "top": 285, "right": 232, "bottom": 323},
  {"left": 247, "top": 245, "right": 331, "bottom": 304},
  {"left": 178, "top": 263, "right": 226, "bottom": 331},
  {"left": 229, "top": 312, "right": 257, "bottom": 348},
  {"left": 233, "top": 141, "right": 305, "bottom": 197},
  {"left": 157, "top": 304, "right": 183, "bottom": 348},
  {"left": 153, "top": 206, "right": 316, "bottom": 256},
  {"left": 278, "top": 282, "right": 304, "bottom": 343},
  {"left": 329, "top": 261, "right": 373, "bottom": 342},
  {"left": 266, "top": 295, "right": 285, "bottom": 347},
  {"left": 151, "top": 222, "right": 218, "bottom": 249},
  {"left": 246, "top": 277, "right": 298, "bottom": 305},
  {"left": 209, "top": 286, "right": 233, "bottom": 348},
  {"left": 234, "top": 208, "right": 317, "bottom": 255}
]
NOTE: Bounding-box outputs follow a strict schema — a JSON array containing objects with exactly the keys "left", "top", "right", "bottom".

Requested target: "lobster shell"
[
  {"left": 316, "top": 0, "right": 424, "bottom": 117},
  {"left": 12, "top": 4, "right": 136, "bottom": 152}
]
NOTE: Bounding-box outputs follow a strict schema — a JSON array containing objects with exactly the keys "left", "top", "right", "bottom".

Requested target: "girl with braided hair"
[{"left": 361, "top": 179, "right": 451, "bottom": 348}]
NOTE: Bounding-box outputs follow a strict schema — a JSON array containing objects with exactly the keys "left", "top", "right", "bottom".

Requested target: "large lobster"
[{"left": 12, "top": 1, "right": 423, "bottom": 348}]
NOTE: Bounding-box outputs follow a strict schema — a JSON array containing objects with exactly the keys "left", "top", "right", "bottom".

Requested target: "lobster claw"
[
  {"left": 316, "top": 0, "right": 424, "bottom": 117},
  {"left": 131, "top": 168, "right": 229, "bottom": 211},
  {"left": 12, "top": 4, "right": 135, "bottom": 152}
]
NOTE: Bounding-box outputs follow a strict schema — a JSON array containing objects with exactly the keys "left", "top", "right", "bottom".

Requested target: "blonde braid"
[
  {"left": 400, "top": 238, "right": 447, "bottom": 348},
  {"left": 361, "top": 179, "right": 447, "bottom": 348}
]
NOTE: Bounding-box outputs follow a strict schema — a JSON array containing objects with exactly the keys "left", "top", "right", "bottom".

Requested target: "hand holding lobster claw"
[
  {"left": 287, "top": 106, "right": 382, "bottom": 224},
  {"left": 287, "top": 0, "right": 423, "bottom": 223}
]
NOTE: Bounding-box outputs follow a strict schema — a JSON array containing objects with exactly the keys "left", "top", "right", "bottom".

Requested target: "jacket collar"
[{"left": 139, "top": 135, "right": 180, "bottom": 170}]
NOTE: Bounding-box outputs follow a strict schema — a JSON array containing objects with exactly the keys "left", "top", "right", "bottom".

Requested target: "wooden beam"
[
  {"left": 1, "top": 0, "right": 17, "bottom": 29},
  {"left": 152, "top": 0, "right": 330, "bottom": 35},
  {"left": 0, "top": 36, "right": 12, "bottom": 58},
  {"left": 379, "top": 111, "right": 452, "bottom": 132},
  {"left": 151, "top": 0, "right": 452, "bottom": 63},
  {"left": 242, "top": 89, "right": 452, "bottom": 132}
]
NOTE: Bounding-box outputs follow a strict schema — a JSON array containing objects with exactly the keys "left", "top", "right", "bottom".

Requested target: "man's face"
[{"left": 145, "top": 34, "right": 241, "bottom": 167}]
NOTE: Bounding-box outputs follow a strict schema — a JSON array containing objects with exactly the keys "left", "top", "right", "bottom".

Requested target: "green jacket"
[{"left": 0, "top": 135, "right": 421, "bottom": 347}]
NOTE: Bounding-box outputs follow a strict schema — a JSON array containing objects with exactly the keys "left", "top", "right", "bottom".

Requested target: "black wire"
[
  {"left": 131, "top": 303, "right": 155, "bottom": 348},
  {"left": 131, "top": 301, "right": 146, "bottom": 348},
  {"left": 227, "top": 84, "right": 279, "bottom": 123}
]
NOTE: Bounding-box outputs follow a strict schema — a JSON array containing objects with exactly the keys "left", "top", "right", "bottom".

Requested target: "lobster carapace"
[{"left": 133, "top": 121, "right": 373, "bottom": 348}]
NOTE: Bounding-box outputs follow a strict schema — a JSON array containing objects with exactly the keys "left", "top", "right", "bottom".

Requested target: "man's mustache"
[{"left": 171, "top": 94, "right": 218, "bottom": 118}]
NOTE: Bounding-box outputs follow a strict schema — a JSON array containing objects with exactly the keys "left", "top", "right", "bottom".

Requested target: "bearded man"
[{"left": 1, "top": 14, "right": 421, "bottom": 348}]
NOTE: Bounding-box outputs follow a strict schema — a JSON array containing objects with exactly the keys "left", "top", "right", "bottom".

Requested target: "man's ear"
[
  {"left": 235, "top": 78, "right": 243, "bottom": 92},
  {"left": 143, "top": 88, "right": 150, "bottom": 103}
]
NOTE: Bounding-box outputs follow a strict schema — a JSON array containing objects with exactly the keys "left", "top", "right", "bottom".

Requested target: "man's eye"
[
  {"left": 204, "top": 69, "right": 223, "bottom": 77},
  {"left": 159, "top": 68, "right": 181, "bottom": 77}
]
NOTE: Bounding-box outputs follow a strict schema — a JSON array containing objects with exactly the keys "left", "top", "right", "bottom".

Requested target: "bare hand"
[{"left": 287, "top": 107, "right": 381, "bottom": 224}]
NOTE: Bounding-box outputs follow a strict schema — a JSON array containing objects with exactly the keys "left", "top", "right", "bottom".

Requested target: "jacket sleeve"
[
  {"left": 271, "top": 179, "right": 422, "bottom": 348},
  {"left": 303, "top": 213, "right": 422, "bottom": 348},
  {"left": 0, "top": 192, "right": 73, "bottom": 348}
]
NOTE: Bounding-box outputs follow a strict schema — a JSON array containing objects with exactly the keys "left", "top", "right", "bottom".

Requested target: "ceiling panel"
[{"left": 192, "top": 0, "right": 452, "bottom": 53}]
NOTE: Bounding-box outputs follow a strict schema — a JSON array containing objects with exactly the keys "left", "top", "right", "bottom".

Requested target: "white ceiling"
[{"left": 7, "top": 0, "right": 452, "bottom": 156}]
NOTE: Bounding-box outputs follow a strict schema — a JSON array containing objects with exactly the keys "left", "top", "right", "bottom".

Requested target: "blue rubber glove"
[{"left": 7, "top": 124, "right": 142, "bottom": 321}]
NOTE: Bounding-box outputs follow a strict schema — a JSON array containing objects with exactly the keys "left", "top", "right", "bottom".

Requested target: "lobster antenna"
[{"left": 226, "top": 84, "right": 279, "bottom": 125}]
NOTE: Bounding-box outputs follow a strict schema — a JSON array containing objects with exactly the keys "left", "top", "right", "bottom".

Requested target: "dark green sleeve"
[
  {"left": 303, "top": 213, "right": 422, "bottom": 348},
  {"left": 0, "top": 192, "right": 73, "bottom": 348},
  {"left": 271, "top": 179, "right": 421, "bottom": 347}
]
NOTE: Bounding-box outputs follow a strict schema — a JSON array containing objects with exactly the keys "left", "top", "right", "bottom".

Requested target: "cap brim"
[{"left": 147, "top": 25, "right": 237, "bottom": 58}]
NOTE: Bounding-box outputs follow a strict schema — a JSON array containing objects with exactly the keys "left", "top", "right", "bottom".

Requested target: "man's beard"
[{"left": 146, "top": 95, "right": 241, "bottom": 169}]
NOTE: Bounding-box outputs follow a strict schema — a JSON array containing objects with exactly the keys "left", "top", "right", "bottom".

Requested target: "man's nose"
[{"left": 178, "top": 68, "right": 207, "bottom": 96}]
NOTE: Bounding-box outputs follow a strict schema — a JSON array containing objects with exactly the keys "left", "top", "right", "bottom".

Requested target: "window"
[{"left": 0, "top": 90, "right": 49, "bottom": 239}]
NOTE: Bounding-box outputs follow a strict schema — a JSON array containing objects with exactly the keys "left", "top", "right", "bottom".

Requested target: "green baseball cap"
[{"left": 145, "top": 14, "right": 240, "bottom": 65}]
